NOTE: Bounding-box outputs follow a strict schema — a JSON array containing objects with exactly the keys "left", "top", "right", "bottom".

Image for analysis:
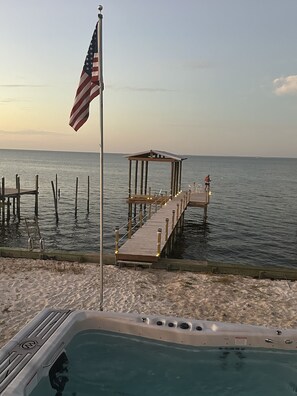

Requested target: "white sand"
[{"left": 1, "top": 257, "right": 297, "bottom": 348}]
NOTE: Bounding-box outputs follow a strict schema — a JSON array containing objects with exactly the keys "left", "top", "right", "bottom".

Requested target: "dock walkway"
[
  {"left": 0, "top": 188, "right": 38, "bottom": 198},
  {"left": 116, "top": 190, "right": 209, "bottom": 264},
  {"left": 0, "top": 175, "right": 39, "bottom": 222}
]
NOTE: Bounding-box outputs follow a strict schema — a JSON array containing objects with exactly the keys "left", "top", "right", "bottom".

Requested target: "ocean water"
[{"left": 0, "top": 149, "right": 296, "bottom": 269}]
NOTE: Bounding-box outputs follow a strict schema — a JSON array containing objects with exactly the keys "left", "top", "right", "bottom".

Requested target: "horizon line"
[{"left": 0, "top": 147, "right": 296, "bottom": 160}]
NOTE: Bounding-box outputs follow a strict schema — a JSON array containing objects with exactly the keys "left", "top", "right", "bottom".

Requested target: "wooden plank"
[
  {"left": 117, "top": 191, "right": 188, "bottom": 262},
  {"left": 0, "top": 188, "right": 37, "bottom": 198},
  {"left": 188, "top": 192, "right": 210, "bottom": 207}
]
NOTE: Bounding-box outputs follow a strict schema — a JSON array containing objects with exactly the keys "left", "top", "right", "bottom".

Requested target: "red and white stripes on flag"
[{"left": 69, "top": 24, "right": 101, "bottom": 131}]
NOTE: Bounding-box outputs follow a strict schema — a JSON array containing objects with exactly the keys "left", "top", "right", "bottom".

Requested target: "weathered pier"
[
  {"left": 116, "top": 189, "right": 209, "bottom": 264},
  {"left": 115, "top": 150, "right": 211, "bottom": 265},
  {"left": 0, "top": 175, "right": 39, "bottom": 223}
]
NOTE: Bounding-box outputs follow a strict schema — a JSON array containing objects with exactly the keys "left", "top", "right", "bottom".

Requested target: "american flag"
[{"left": 69, "top": 24, "right": 101, "bottom": 131}]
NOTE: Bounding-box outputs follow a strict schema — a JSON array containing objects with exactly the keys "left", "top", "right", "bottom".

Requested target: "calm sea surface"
[{"left": 0, "top": 149, "right": 296, "bottom": 269}]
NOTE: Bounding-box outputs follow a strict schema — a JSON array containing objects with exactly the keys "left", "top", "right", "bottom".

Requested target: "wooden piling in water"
[
  {"left": 16, "top": 175, "right": 20, "bottom": 221},
  {"left": 1, "top": 177, "right": 5, "bottom": 223},
  {"left": 51, "top": 180, "right": 59, "bottom": 222},
  {"left": 55, "top": 174, "right": 58, "bottom": 204},
  {"left": 128, "top": 217, "right": 132, "bottom": 239},
  {"left": 165, "top": 217, "right": 169, "bottom": 241},
  {"left": 7, "top": 198, "right": 10, "bottom": 223},
  {"left": 75, "top": 177, "right": 78, "bottom": 218},
  {"left": 35, "top": 175, "right": 39, "bottom": 217},
  {"left": 157, "top": 228, "right": 162, "bottom": 257},
  {"left": 87, "top": 176, "right": 90, "bottom": 214},
  {"left": 115, "top": 226, "right": 119, "bottom": 254},
  {"left": 0, "top": 174, "right": 40, "bottom": 224}
]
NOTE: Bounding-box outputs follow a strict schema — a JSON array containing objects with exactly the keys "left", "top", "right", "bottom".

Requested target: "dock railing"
[
  {"left": 115, "top": 190, "right": 190, "bottom": 262},
  {"left": 115, "top": 194, "right": 171, "bottom": 252}
]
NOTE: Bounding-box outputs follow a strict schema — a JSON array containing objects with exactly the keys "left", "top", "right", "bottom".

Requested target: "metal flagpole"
[{"left": 98, "top": 5, "right": 104, "bottom": 311}]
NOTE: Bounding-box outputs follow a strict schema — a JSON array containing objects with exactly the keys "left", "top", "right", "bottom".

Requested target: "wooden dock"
[
  {"left": 0, "top": 187, "right": 38, "bottom": 198},
  {"left": 115, "top": 149, "right": 212, "bottom": 265},
  {"left": 188, "top": 191, "right": 210, "bottom": 207},
  {"left": 116, "top": 189, "right": 210, "bottom": 264},
  {"left": 0, "top": 175, "right": 39, "bottom": 223}
]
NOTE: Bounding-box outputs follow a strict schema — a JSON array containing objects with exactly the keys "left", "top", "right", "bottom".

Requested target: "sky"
[{"left": 0, "top": 0, "right": 297, "bottom": 157}]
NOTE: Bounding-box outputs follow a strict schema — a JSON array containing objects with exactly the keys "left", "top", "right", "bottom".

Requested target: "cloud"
[
  {"left": 273, "top": 75, "right": 297, "bottom": 95},
  {"left": 110, "top": 85, "right": 174, "bottom": 92},
  {"left": 0, "top": 84, "right": 44, "bottom": 87},
  {"left": 0, "top": 129, "right": 68, "bottom": 137},
  {"left": 0, "top": 98, "right": 16, "bottom": 103}
]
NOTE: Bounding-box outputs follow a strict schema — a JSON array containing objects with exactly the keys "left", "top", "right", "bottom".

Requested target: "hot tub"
[{"left": 1, "top": 309, "right": 297, "bottom": 395}]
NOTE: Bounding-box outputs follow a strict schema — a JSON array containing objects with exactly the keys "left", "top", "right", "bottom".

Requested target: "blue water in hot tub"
[{"left": 30, "top": 330, "right": 297, "bottom": 395}]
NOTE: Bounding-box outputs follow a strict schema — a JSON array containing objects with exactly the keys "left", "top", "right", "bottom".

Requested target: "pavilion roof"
[{"left": 125, "top": 149, "right": 187, "bottom": 162}]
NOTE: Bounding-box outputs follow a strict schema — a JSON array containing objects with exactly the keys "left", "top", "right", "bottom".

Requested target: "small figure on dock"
[{"left": 204, "top": 175, "right": 211, "bottom": 191}]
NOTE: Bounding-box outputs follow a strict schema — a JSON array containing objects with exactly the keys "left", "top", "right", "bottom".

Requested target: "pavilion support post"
[
  {"left": 174, "top": 162, "right": 178, "bottom": 194},
  {"left": 172, "top": 162, "right": 175, "bottom": 196},
  {"left": 170, "top": 162, "right": 174, "bottom": 198},
  {"left": 144, "top": 161, "right": 148, "bottom": 195},
  {"left": 140, "top": 161, "right": 144, "bottom": 195},
  {"left": 128, "top": 160, "right": 132, "bottom": 198},
  {"left": 134, "top": 160, "right": 138, "bottom": 195},
  {"left": 174, "top": 162, "right": 178, "bottom": 195},
  {"left": 172, "top": 162, "right": 176, "bottom": 196},
  {"left": 175, "top": 162, "right": 179, "bottom": 195},
  {"left": 179, "top": 161, "right": 182, "bottom": 192}
]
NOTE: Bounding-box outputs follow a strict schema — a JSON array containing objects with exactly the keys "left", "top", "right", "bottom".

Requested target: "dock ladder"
[{"left": 25, "top": 217, "right": 45, "bottom": 251}]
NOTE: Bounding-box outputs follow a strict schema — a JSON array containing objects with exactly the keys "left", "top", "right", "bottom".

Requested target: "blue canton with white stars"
[{"left": 83, "top": 25, "right": 98, "bottom": 77}]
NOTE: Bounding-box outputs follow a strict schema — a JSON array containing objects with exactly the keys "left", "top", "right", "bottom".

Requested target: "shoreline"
[
  {"left": 1, "top": 257, "right": 297, "bottom": 348},
  {"left": 1, "top": 247, "right": 297, "bottom": 280}
]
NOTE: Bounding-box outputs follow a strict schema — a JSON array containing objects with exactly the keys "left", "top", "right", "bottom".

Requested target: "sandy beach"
[{"left": 1, "top": 256, "right": 297, "bottom": 348}]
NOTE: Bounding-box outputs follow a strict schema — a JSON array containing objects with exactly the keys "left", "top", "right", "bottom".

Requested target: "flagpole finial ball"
[{"left": 98, "top": 5, "right": 103, "bottom": 12}]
